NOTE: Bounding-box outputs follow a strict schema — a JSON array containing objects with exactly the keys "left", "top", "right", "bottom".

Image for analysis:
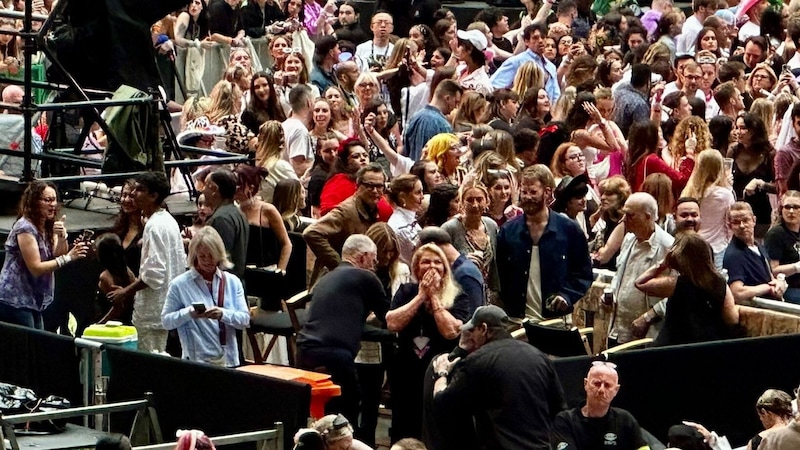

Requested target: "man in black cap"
[
  {"left": 430, "top": 305, "right": 565, "bottom": 450},
  {"left": 551, "top": 362, "right": 649, "bottom": 450}
]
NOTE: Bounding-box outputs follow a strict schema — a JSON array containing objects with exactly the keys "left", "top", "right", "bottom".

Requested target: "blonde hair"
[
  {"left": 411, "top": 243, "right": 460, "bottom": 310},
  {"left": 511, "top": 62, "right": 545, "bottom": 99},
  {"left": 207, "top": 80, "right": 241, "bottom": 123},
  {"left": 453, "top": 91, "right": 489, "bottom": 126},
  {"left": 487, "top": 129, "right": 518, "bottom": 171},
  {"left": 425, "top": 133, "right": 460, "bottom": 170},
  {"left": 669, "top": 116, "right": 711, "bottom": 169},
  {"left": 551, "top": 86, "right": 576, "bottom": 121},
  {"left": 255, "top": 120, "right": 284, "bottom": 167},
  {"left": 750, "top": 98, "right": 775, "bottom": 132},
  {"left": 188, "top": 227, "right": 233, "bottom": 271},
  {"left": 180, "top": 96, "right": 211, "bottom": 130},
  {"left": 385, "top": 38, "right": 417, "bottom": 70},
  {"left": 681, "top": 150, "right": 729, "bottom": 201}
]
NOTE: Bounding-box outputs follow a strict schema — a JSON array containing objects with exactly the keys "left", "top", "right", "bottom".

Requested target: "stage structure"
[{"left": 0, "top": 0, "right": 248, "bottom": 200}]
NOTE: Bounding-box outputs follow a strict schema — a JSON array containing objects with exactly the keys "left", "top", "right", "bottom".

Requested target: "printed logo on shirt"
[{"left": 604, "top": 433, "right": 618, "bottom": 446}]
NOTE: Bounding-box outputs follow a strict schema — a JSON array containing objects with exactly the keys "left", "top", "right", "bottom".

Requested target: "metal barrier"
[
  {"left": 749, "top": 296, "right": 800, "bottom": 316},
  {"left": 133, "top": 425, "right": 284, "bottom": 450}
]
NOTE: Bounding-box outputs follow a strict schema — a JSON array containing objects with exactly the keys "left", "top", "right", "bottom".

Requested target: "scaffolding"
[{"left": 0, "top": 0, "right": 248, "bottom": 197}]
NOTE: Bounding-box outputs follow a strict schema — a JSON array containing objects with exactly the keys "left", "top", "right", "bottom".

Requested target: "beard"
[{"left": 520, "top": 197, "right": 546, "bottom": 216}]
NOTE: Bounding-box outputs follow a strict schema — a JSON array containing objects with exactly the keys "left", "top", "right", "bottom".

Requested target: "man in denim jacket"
[{"left": 496, "top": 165, "right": 593, "bottom": 323}]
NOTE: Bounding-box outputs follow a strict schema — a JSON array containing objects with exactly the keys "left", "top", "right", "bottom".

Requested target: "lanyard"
[{"left": 205, "top": 272, "right": 227, "bottom": 345}]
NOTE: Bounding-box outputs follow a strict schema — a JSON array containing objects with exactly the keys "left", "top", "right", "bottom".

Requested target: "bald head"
[
  {"left": 584, "top": 363, "right": 620, "bottom": 415},
  {"left": 627, "top": 192, "right": 658, "bottom": 220}
]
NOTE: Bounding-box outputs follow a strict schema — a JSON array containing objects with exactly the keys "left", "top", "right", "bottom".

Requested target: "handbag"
[{"left": 0, "top": 383, "right": 71, "bottom": 434}]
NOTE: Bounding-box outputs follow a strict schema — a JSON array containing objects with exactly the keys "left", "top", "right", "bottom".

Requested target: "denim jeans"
[
  {"left": 784, "top": 287, "right": 800, "bottom": 305},
  {"left": 0, "top": 302, "right": 44, "bottom": 329}
]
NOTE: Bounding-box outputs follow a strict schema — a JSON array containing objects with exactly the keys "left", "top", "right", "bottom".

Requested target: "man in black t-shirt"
[{"left": 551, "top": 362, "right": 649, "bottom": 450}]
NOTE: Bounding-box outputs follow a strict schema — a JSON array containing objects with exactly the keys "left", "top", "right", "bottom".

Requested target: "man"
[
  {"left": 674, "top": 197, "right": 702, "bottom": 234},
  {"left": 1, "top": 85, "right": 22, "bottom": 114},
  {"left": 730, "top": 36, "right": 775, "bottom": 74},
  {"left": 614, "top": 64, "right": 651, "bottom": 137},
  {"left": 108, "top": 172, "right": 186, "bottom": 353},
  {"left": 334, "top": 60, "right": 359, "bottom": 108},
  {"left": 786, "top": 16, "right": 800, "bottom": 72},
  {"left": 474, "top": 8, "right": 513, "bottom": 58},
  {"left": 297, "top": 234, "right": 389, "bottom": 428},
  {"left": 431, "top": 305, "right": 565, "bottom": 450},
  {"left": 696, "top": 50, "right": 720, "bottom": 120},
  {"left": 281, "top": 84, "right": 314, "bottom": 177},
  {"left": 310, "top": 35, "right": 341, "bottom": 94},
  {"left": 718, "top": 60, "right": 752, "bottom": 109},
  {"left": 713, "top": 81, "right": 745, "bottom": 120},
  {"left": 333, "top": 2, "right": 368, "bottom": 45},
  {"left": 304, "top": 163, "right": 385, "bottom": 283},
  {"left": 680, "top": 61, "right": 702, "bottom": 98},
  {"left": 723, "top": 202, "right": 786, "bottom": 302},
  {"left": 491, "top": 23, "right": 560, "bottom": 103},
  {"left": 513, "top": 128, "right": 539, "bottom": 168},
  {"left": 240, "top": 0, "right": 284, "bottom": 38},
  {"left": 373, "top": 0, "right": 439, "bottom": 37},
  {"left": 404, "top": 80, "right": 461, "bottom": 161},
  {"left": 663, "top": 54, "right": 695, "bottom": 97},
  {"left": 677, "top": 0, "right": 716, "bottom": 54},
  {"left": 496, "top": 164, "right": 592, "bottom": 323},
  {"left": 207, "top": 0, "right": 245, "bottom": 46},
  {"left": 551, "top": 362, "right": 649, "bottom": 450},
  {"left": 610, "top": 193, "right": 674, "bottom": 344},
  {"left": 775, "top": 104, "right": 800, "bottom": 196},
  {"left": 622, "top": 26, "right": 647, "bottom": 56},
  {"left": 355, "top": 11, "right": 395, "bottom": 72},
  {"left": 418, "top": 227, "right": 485, "bottom": 311},
  {"left": 204, "top": 169, "right": 248, "bottom": 279}
]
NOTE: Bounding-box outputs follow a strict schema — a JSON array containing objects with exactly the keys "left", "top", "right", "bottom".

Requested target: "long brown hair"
[
  {"left": 666, "top": 233, "right": 722, "bottom": 293},
  {"left": 19, "top": 180, "right": 57, "bottom": 248}
]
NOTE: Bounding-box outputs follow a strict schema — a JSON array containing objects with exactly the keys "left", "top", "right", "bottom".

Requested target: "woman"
[
  {"left": 0, "top": 18, "right": 20, "bottom": 75},
  {"left": 694, "top": 27, "right": 722, "bottom": 58},
  {"left": 635, "top": 232, "right": 739, "bottom": 346},
  {"left": 510, "top": 62, "right": 545, "bottom": 99},
  {"left": 709, "top": 115, "right": 735, "bottom": 154},
  {"left": 112, "top": 179, "right": 144, "bottom": 277},
  {"left": 312, "top": 414, "right": 372, "bottom": 450},
  {"left": 731, "top": 113, "right": 776, "bottom": 238},
  {"left": 485, "top": 169, "right": 518, "bottom": 227},
  {"left": 254, "top": 120, "right": 299, "bottom": 202},
  {"left": 626, "top": 121, "right": 689, "bottom": 195},
  {"left": 566, "top": 93, "right": 624, "bottom": 182},
  {"left": 433, "top": 18, "right": 456, "bottom": 51},
  {"left": 282, "top": 0, "right": 305, "bottom": 29},
  {"left": 666, "top": 116, "right": 711, "bottom": 173},
  {"left": 303, "top": 0, "right": 334, "bottom": 37},
  {"left": 747, "top": 389, "right": 794, "bottom": 450},
  {"left": 443, "top": 182, "right": 498, "bottom": 300},
  {"left": 276, "top": 52, "right": 320, "bottom": 113},
  {"left": 386, "top": 243, "right": 476, "bottom": 441},
  {"left": 750, "top": 98, "right": 775, "bottom": 143},
  {"left": 486, "top": 89, "right": 519, "bottom": 133},
  {"left": 234, "top": 164, "right": 292, "bottom": 274},
  {"left": 308, "top": 132, "right": 339, "bottom": 218},
  {"left": 362, "top": 98, "right": 403, "bottom": 163},
  {"left": 452, "top": 91, "right": 489, "bottom": 132},
  {"left": 410, "top": 160, "right": 443, "bottom": 195},
  {"left": 564, "top": 55, "right": 597, "bottom": 92},
  {"left": 273, "top": 178, "right": 308, "bottom": 233},
  {"left": 543, "top": 36, "right": 558, "bottom": 63},
  {"left": 310, "top": 98, "right": 348, "bottom": 148},
  {"left": 162, "top": 227, "right": 250, "bottom": 367},
  {"left": 553, "top": 174, "right": 592, "bottom": 238},
  {"left": 596, "top": 59, "right": 623, "bottom": 89},
  {"left": 409, "top": 24, "right": 439, "bottom": 65},
  {"left": 661, "top": 91, "right": 693, "bottom": 144},
  {"left": 652, "top": 11, "right": 683, "bottom": 59},
  {"left": 268, "top": 35, "right": 292, "bottom": 72},
  {"left": 681, "top": 150, "right": 734, "bottom": 267},
  {"left": 324, "top": 86, "right": 354, "bottom": 136},
  {"left": 387, "top": 174, "right": 424, "bottom": 266},
  {"left": 486, "top": 129, "right": 518, "bottom": 174},
  {"left": 589, "top": 176, "right": 630, "bottom": 269},
  {"left": 206, "top": 80, "right": 254, "bottom": 154},
  {"left": 354, "top": 72, "right": 381, "bottom": 110},
  {"left": 174, "top": 0, "right": 213, "bottom": 49},
  {"left": 642, "top": 173, "right": 676, "bottom": 234},
  {"left": 748, "top": 64, "right": 778, "bottom": 101},
  {"left": 381, "top": 38, "right": 427, "bottom": 122},
  {"left": 514, "top": 87, "right": 550, "bottom": 132},
  {"left": 430, "top": 47, "right": 451, "bottom": 69},
  {"left": 240, "top": 71, "right": 286, "bottom": 135},
  {"left": 95, "top": 233, "right": 136, "bottom": 324},
  {"left": 426, "top": 133, "right": 466, "bottom": 186},
  {"left": 453, "top": 29, "right": 491, "bottom": 95},
  {"left": 420, "top": 183, "right": 459, "bottom": 227},
  {"left": 0, "top": 182, "right": 89, "bottom": 328},
  {"left": 764, "top": 191, "right": 800, "bottom": 304}
]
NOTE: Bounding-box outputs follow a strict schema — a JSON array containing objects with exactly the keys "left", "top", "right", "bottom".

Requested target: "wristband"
[
  {"left": 436, "top": 370, "right": 449, "bottom": 379},
  {"left": 63, "top": 254, "right": 72, "bottom": 264}
]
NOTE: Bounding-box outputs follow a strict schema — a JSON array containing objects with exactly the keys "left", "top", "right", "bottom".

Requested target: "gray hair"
[
  {"left": 342, "top": 234, "right": 377, "bottom": 259},
  {"left": 628, "top": 192, "right": 658, "bottom": 221},
  {"left": 188, "top": 227, "right": 233, "bottom": 271}
]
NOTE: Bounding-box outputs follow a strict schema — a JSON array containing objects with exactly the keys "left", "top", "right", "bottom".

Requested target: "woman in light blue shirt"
[{"left": 162, "top": 227, "right": 250, "bottom": 367}]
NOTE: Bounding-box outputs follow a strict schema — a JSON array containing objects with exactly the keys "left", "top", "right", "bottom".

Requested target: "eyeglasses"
[
  {"left": 359, "top": 181, "right": 385, "bottom": 191},
  {"left": 729, "top": 216, "right": 754, "bottom": 226},
  {"left": 567, "top": 153, "right": 586, "bottom": 161},
  {"left": 281, "top": 48, "right": 303, "bottom": 54},
  {"left": 358, "top": 82, "right": 377, "bottom": 88},
  {"left": 783, "top": 204, "right": 800, "bottom": 211},
  {"left": 372, "top": 19, "right": 393, "bottom": 26}
]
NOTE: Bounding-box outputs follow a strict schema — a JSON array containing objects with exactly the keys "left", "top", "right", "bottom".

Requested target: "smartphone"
[{"left": 192, "top": 303, "right": 206, "bottom": 314}]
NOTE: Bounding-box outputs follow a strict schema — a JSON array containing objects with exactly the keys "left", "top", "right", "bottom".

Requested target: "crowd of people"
[{"left": 6, "top": 0, "right": 800, "bottom": 447}]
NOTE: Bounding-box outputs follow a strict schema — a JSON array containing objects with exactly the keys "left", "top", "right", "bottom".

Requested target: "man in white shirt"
[
  {"left": 281, "top": 84, "right": 314, "bottom": 177},
  {"left": 677, "top": 0, "right": 717, "bottom": 54},
  {"left": 355, "top": 11, "right": 395, "bottom": 72}
]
